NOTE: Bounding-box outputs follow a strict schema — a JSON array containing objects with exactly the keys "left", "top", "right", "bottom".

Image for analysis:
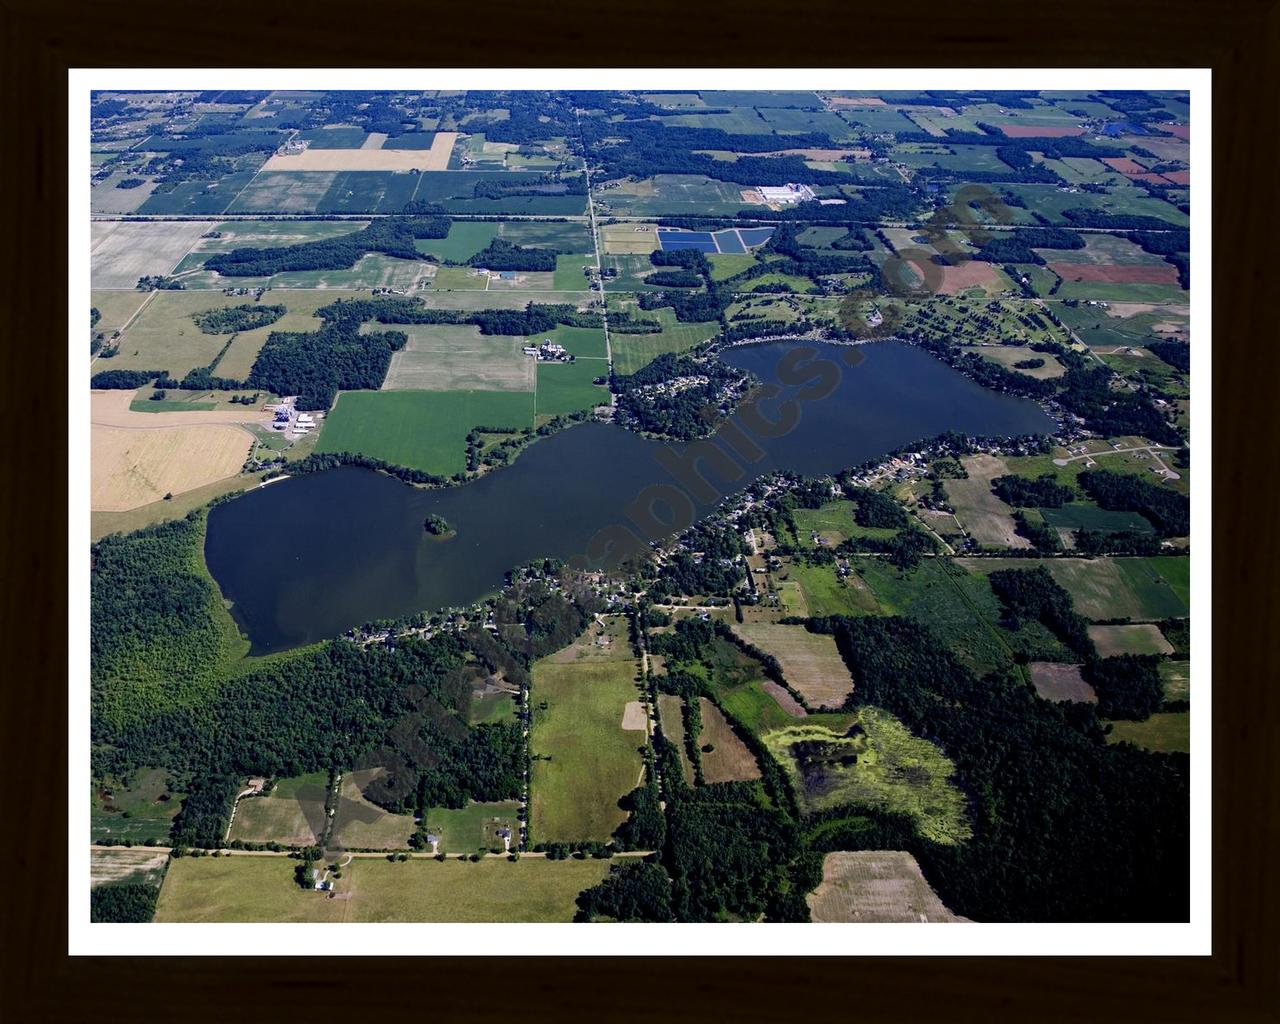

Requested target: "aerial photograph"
[{"left": 86, "top": 85, "right": 1195, "bottom": 928}]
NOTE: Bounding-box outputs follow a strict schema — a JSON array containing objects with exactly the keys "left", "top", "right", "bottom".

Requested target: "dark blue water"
[{"left": 206, "top": 341, "right": 1053, "bottom": 652}]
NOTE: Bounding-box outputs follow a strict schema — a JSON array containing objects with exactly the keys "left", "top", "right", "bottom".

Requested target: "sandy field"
[
  {"left": 91, "top": 389, "right": 271, "bottom": 428},
  {"left": 935, "top": 260, "right": 1004, "bottom": 295},
  {"left": 825, "top": 96, "right": 887, "bottom": 107},
  {"left": 92, "top": 423, "right": 254, "bottom": 511},
  {"left": 621, "top": 701, "right": 648, "bottom": 731},
  {"left": 263, "top": 132, "right": 458, "bottom": 172},
  {"left": 807, "top": 851, "right": 968, "bottom": 923}
]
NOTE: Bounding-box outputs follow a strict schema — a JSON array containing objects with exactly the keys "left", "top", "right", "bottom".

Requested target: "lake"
[{"left": 206, "top": 341, "right": 1054, "bottom": 652}]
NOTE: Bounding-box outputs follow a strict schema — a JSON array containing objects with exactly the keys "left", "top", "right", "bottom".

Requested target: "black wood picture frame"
[{"left": 3, "top": 1, "right": 1274, "bottom": 1019}]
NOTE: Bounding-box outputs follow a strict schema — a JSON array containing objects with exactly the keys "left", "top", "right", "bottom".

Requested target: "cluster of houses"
[{"left": 522, "top": 339, "right": 571, "bottom": 361}]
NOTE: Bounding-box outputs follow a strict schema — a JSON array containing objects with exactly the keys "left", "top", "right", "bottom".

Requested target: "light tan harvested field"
[
  {"left": 621, "top": 701, "right": 648, "bottom": 731},
  {"left": 807, "top": 851, "right": 967, "bottom": 923},
  {"left": 92, "top": 423, "right": 254, "bottom": 511},
  {"left": 732, "top": 623, "right": 853, "bottom": 709},
  {"left": 90, "top": 847, "right": 170, "bottom": 888},
  {"left": 601, "top": 222, "right": 660, "bottom": 254},
  {"left": 361, "top": 132, "right": 388, "bottom": 150},
  {"left": 757, "top": 148, "right": 872, "bottom": 161},
  {"left": 945, "top": 454, "right": 1030, "bottom": 549},
  {"left": 264, "top": 132, "right": 458, "bottom": 172},
  {"left": 698, "top": 698, "right": 761, "bottom": 783},
  {"left": 1028, "top": 662, "right": 1096, "bottom": 703},
  {"left": 1087, "top": 623, "right": 1175, "bottom": 657},
  {"left": 91, "top": 219, "right": 215, "bottom": 289},
  {"left": 379, "top": 324, "right": 535, "bottom": 392},
  {"left": 825, "top": 95, "right": 887, "bottom": 107}
]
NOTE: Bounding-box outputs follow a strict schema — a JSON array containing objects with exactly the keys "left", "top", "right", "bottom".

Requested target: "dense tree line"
[
  {"left": 90, "top": 369, "right": 165, "bottom": 389},
  {"left": 991, "top": 473, "right": 1077, "bottom": 507},
  {"left": 89, "top": 884, "right": 158, "bottom": 923},
  {"left": 170, "top": 774, "right": 242, "bottom": 848},
  {"left": 972, "top": 227, "right": 1085, "bottom": 264},
  {"left": 467, "top": 238, "right": 558, "bottom": 271},
  {"left": 845, "top": 485, "right": 910, "bottom": 528},
  {"left": 191, "top": 303, "right": 286, "bottom": 335},
  {"left": 246, "top": 325, "right": 406, "bottom": 409},
  {"left": 203, "top": 214, "right": 449, "bottom": 277},
  {"left": 809, "top": 615, "right": 1188, "bottom": 921},
  {"left": 1072, "top": 529, "right": 1162, "bottom": 556},
  {"left": 1147, "top": 339, "right": 1190, "bottom": 372},
  {"left": 1078, "top": 470, "right": 1190, "bottom": 536},
  {"left": 575, "top": 861, "right": 674, "bottom": 922},
  {"left": 1085, "top": 654, "right": 1165, "bottom": 720}
]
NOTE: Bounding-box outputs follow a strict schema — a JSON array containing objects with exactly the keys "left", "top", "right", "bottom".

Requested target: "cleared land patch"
[
  {"left": 92, "top": 423, "right": 253, "bottom": 511},
  {"left": 1028, "top": 662, "right": 1096, "bottom": 703},
  {"left": 330, "top": 768, "right": 416, "bottom": 850},
  {"left": 697, "top": 698, "right": 761, "bottom": 783},
  {"left": 807, "top": 851, "right": 967, "bottom": 923},
  {"left": 945, "top": 453, "right": 1029, "bottom": 548},
  {"left": 1106, "top": 711, "right": 1190, "bottom": 754},
  {"left": 228, "top": 772, "right": 328, "bottom": 846},
  {"left": 380, "top": 324, "right": 535, "bottom": 392},
  {"left": 91, "top": 848, "right": 170, "bottom": 889},
  {"left": 263, "top": 132, "right": 458, "bottom": 171},
  {"left": 1087, "top": 623, "right": 1175, "bottom": 657},
  {"left": 732, "top": 623, "right": 853, "bottom": 709}
]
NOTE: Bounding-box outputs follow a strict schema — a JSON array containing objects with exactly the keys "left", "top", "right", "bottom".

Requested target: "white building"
[{"left": 757, "top": 183, "right": 816, "bottom": 205}]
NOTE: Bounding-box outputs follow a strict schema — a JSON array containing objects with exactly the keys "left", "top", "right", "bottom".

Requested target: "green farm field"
[
  {"left": 610, "top": 309, "right": 720, "bottom": 375},
  {"left": 414, "top": 220, "right": 498, "bottom": 261},
  {"left": 318, "top": 390, "right": 534, "bottom": 476},
  {"left": 530, "top": 636, "right": 644, "bottom": 844},
  {"left": 535, "top": 358, "right": 609, "bottom": 419}
]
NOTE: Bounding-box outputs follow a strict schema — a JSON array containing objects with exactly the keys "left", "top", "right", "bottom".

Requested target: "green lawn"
[
  {"left": 787, "top": 561, "right": 882, "bottom": 618},
  {"left": 422, "top": 801, "right": 521, "bottom": 854},
  {"left": 529, "top": 655, "right": 644, "bottom": 844},
  {"left": 318, "top": 390, "right": 533, "bottom": 475}
]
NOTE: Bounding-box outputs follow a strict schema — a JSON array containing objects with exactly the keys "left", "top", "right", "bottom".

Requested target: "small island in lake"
[{"left": 423, "top": 514, "right": 454, "bottom": 538}]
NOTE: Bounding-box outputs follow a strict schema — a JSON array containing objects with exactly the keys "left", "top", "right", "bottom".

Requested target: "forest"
[
  {"left": 991, "top": 473, "right": 1078, "bottom": 507},
  {"left": 246, "top": 325, "right": 407, "bottom": 409},
  {"left": 807, "top": 614, "right": 1188, "bottom": 921}
]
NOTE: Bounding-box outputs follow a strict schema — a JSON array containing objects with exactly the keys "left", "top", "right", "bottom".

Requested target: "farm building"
[{"left": 757, "top": 183, "right": 816, "bottom": 205}]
